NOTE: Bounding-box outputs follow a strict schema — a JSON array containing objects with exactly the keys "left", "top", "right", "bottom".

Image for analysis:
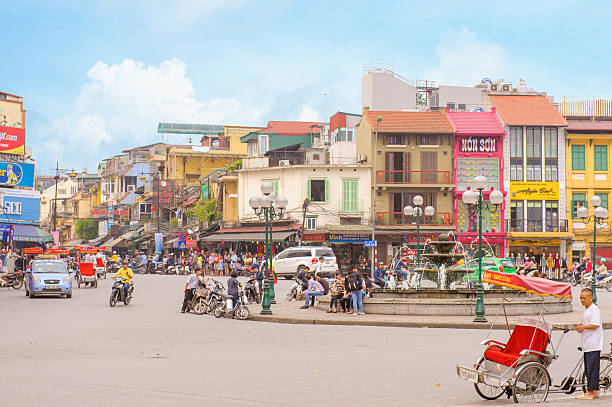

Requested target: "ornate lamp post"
[
  {"left": 249, "top": 182, "right": 288, "bottom": 315},
  {"left": 461, "top": 175, "right": 503, "bottom": 323},
  {"left": 403, "top": 195, "right": 435, "bottom": 268},
  {"left": 577, "top": 196, "right": 609, "bottom": 304}
]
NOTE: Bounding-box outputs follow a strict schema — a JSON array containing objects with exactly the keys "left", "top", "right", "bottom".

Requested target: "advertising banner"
[
  {"left": 98, "top": 220, "right": 108, "bottom": 237},
  {"left": 0, "top": 126, "right": 25, "bottom": 155},
  {"left": 154, "top": 233, "right": 163, "bottom": 253},
  {"left": 52, "top": 231, "right": 60, "bottom": 248},
  {"left": 510, "top": 182, "right": 558, "bottom": 200},
  {"left": 482, "top": 269, "right": 571, "bottom": 299},
  {"left": 327, "top": 233, "right": 370, "bottom": 243},
  {"left": 0, "top": 162, "right": 34, "bottom": 187},
  {"left": 156, "top": 180, "right": 174, "bottom": 207},
  {"left": 0, "top": 188, "right": 40, "bottom": 224},
  {"left": 201, "top": 183, "right": 209, "bottom": 200}
]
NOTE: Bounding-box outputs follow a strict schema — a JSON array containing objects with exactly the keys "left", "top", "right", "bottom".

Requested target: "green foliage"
[
  {"left": 185, "top": 199, "right": 218, "bottom": 223},
  {"left": 226, "top": 159, "right": 242, "bottom": 173},
  {"left": 75, "top": 219, "right": 97, "bottom": 240},
  {"left": 416, "top": 93, "right": 427, "bottom": 106}
]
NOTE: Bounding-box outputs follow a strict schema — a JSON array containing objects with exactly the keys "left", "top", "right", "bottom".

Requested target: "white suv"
[{"left": 273, "top": 246, "right": 338, "bottom": 279}]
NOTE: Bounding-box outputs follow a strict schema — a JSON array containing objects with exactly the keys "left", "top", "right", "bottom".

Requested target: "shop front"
[{"left": 0, "top": 188, "right": 50, "bottom": 250}]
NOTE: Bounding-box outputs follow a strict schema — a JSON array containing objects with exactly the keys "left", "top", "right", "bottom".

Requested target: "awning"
[
  {"left": 62, "top": 239, "right": 84, "bottom": 248},
  {"left": 11, "top": 224, "right": 54, "bottom": 243},
  {"left": 202, "top": 230, "right": 295, "bottom": 242},
  {"left": 102, "top": 229, "right": 138, "bottom": 248}
]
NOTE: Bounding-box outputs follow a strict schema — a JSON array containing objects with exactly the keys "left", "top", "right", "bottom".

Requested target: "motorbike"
[
  {"left": 0, "top": 270, "right": 24, "bottom": 289},
  {"left": 214, "top": 283, "right": 250, "bottom": 320},
  {"left": 109, "top": 277, "right": 134, "bottom": 307},
  {"left": 286, "top": 278, "right": 307, "bottom": 301},
  {"left": 581, "top": 271, "right": 612, "bottom": 292},
  {"left": 186, "top": 285, "right": 210, "bottom": 315},
  {"left": 244, "top": 277, "right": 261, "bottom": 304},
  {"left": 205, "top": 279, "right": 225, "bottom": 314},
  {"left": 106, "top": 261, "right": 121, "bottom": 276}
]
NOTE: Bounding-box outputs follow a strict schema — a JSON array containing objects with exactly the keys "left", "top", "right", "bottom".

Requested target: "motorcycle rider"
[
  {"left": 114, "top": 261, "right": 133, "bottom": 300},
  {"left": 596, "top": 258, "right": 609, "bottom": 282},
  {"left": 181, "top": 268, "right": 202, "bottom": 313}
]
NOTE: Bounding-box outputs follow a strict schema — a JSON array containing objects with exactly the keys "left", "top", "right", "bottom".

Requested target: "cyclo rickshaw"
[
  {"left": 75, "top": 248, "right": 98, "bottom": 288},
  {"left": 457, "top": 269, "right": 612, "bottom": 403}
]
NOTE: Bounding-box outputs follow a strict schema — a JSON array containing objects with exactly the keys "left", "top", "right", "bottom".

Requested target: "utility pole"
[{"left": 371, "top": 117, "right": 382, "bottom": 278}]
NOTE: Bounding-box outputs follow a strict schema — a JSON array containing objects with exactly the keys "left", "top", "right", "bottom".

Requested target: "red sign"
[
  {"left": 303, "top": 231, "right": 326, "bottom": 242},
  {"left": 0, "top": 126, "right": 25, "bottom": 155},
  {"left": 186, "top": 239, "right": 197, "bottom": 248},
  {"left": 483, "top": 269, "right": 571, "bottom": 299},
  {"left": 404, "top": 233, "right": 437, "bottom": 244},
  {"left": 91, "top": 207, "right": 130, "bottom": 218},
  {"left": 156, "top": 180, "right": 174, "bottom": 206}
]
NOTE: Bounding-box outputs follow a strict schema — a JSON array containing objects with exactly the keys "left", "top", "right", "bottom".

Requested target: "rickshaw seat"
[
  {"left": 96, "top": 258, "right": 105, "bottom": 267},
  {"left": 79, "top": 263, "right": 95, "bottom": 277},
  {"left": 483, "top": 324, "right": 550, "bottom": 367}
]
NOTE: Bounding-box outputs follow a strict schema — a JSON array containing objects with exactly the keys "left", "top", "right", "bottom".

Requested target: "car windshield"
[{"left": 32, "top": 261, "right": 68, "bottom": 274}]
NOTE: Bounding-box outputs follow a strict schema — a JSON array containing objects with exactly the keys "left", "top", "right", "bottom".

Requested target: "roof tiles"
[
  {"left": 567, "top": 120, "right": 612, "bottom": 132},
  {"left": 445, "top": 108, "right": 505, "bottom": 136},
  {"left": 489, "top": 95, "right": 566, "bottom": 126},
  {"left": 364, "top": 110, "right": 454, "bottom": 133},
  {"left": 257, "top": 121, "right": 323, "bottom": 135}
]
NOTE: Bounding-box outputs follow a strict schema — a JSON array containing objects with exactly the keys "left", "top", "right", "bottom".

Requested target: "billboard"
[
  {"left": 0, "top": 126, "right": 25, "bottom": 155},
  {"left": 0, "top": 188, "right": 40, "bottom": 224},
  {"left": 0, "top": 162, "right": 34, "bottom": 187}
]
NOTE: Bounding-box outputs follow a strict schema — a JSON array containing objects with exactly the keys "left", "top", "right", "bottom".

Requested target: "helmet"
[{"left": 603, "top": 258, "right": 607, "bottom": 263}]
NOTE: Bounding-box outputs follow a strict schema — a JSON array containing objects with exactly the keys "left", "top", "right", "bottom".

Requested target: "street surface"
[{"left": 2, "top": 275, "right": 611, "bottom": 406}]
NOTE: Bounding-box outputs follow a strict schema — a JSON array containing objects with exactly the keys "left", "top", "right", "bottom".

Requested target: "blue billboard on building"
[
  {"left": 0, "top": 189, "right": 40, "bottom": 225},
  {"left": 0, "top": 162, "right": 35, "bottom": 188}
]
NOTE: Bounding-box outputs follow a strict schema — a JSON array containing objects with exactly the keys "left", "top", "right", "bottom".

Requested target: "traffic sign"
[
  {"left": 178, "top": 232, "right": 187, "bottom": 241},
  {"left": 364, "top": 240, "right": 376, "bottom": 247},
  {"left": 177, "top": 240, "right": 186, "bottom": 249}
]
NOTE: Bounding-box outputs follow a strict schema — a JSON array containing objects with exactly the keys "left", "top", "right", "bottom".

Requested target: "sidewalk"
[{"left": 249, "top": 287, "right": 612, "bottom": 330}]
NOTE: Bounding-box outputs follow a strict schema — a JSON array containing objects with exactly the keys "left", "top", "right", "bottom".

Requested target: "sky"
[{"left": 2, "top": 0, "right": 612, "bottom": 175}]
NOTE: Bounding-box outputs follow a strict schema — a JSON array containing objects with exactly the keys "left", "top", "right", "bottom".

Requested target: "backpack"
[{"left": 345, "top": 274, "right": 362, "bottom": 292}]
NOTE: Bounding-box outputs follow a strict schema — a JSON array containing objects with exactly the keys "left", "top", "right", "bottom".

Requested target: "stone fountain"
[{"left": 413, "top": 233, "right": 468, "bottom": 289}]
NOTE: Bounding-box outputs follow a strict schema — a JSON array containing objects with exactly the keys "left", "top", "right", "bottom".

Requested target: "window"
[
  {"left": 341, "top": 179, "right": 359, "bottom": 212},
  {"left": 259, "top": 135, "right": 269, "bottom": 154},
  {"left": 306, "top": 216, "right": 317, "bottom": 230},
  {"left": 458, "top": 104, "right": 466, "bottom": 111},
  {"left": 287, "top": 250, "right": 312, "bottom": 258},
  {"left": 545, "top": 201, "right": 558, "bottom": 232},
  {"left": 308, "top": 179, "right": 328, "bottom": 202},
  {"left": 71, "top": 186, "right": 77, "bottom": 195},
  {"left": 315, "top": 248, "right": 334, "bottom": 257},
  {"left": 336, "top": 128, "right": 355, "bottom": 142},
  {"left": 544, "top": 128, "right": 558, "bottom": 181},
  {"left": 596, "top": 193, "right": 608, "bottom": 209},
  {"left": 572, "top": 193, "right": 586, "bottom": 218},
  {"left": 510, "top": 127, "right": 523, "bottom": 181},
  {"left": 419, "top": 135, "right": 438, "bottom": 145},
  {"left": 526, "top": 200, "right": 542, "bottom": 232},
  {"left": 526, "top": 127, "right": 541, "bottom": 181},
  {"left": 276, "top": 250, "right": 289, "bottom": 260},
  {"left": 386, "top": 135, "right": 404, "bottom": 145},
  {"left": 510, "top": 200, "right": 524, "bottom": 231},
  {"left": 446, "top": 102, "right": 456, "bottom": 110},
  {"left": 262, "top": 179, "right": 279, "bottom": 197},
  {"left": 140, "top": 203, "right": 152, "bottom": 213},
  {"left": 58, "top": 189, "right": 66, "bottom": 195},
  {"left": 572, "top": 145, "right": 585, "bottom": 171},
  {"left": 594, "top": 145, "right": 608, "bottom": 171}
]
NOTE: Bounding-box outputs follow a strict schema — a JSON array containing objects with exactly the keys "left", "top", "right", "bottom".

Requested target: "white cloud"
[
  {"left": 425, "top": 27, "right": 510, "bottom": 86},
  {"left": 297, "top": 105, "right": 321, "bottom": 122},
  {"left": 39, "top": 58, "right": 266, "bottom": 171}
]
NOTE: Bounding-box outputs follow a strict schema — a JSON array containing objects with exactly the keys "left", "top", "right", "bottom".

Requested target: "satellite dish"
[
  {"left": 481, "top": 78, "right": 492, "bottom": 84},
  {"left": 471, "top": 107, "right": 485, "bottom": 112}
]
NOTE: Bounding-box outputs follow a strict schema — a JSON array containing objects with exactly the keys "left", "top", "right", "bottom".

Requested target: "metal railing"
[
  {"left": 376, "top": 170, "right": 451, "bottom": 184},
  {"left": 505, "top": 219, "right": 568, "bottom": 233},
  {"left": 375, "top": 212, "right": 452, "bottom": 226}
]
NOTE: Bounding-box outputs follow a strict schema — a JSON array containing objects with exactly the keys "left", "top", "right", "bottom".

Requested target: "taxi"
[{"left": 25, "top": 255, "right": 73, "bottom": 298}]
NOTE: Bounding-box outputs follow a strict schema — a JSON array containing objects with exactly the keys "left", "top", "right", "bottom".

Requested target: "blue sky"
[{"left": 2, "top": 0, "right": 611, "bottom": 174}]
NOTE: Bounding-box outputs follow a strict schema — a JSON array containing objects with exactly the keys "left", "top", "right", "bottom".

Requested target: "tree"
[
  {"left": 75, "top": 219, "right": 97, "bottom": 240},
  {"left": 185, "top": 199, "right": 218, "bottom": 223}
]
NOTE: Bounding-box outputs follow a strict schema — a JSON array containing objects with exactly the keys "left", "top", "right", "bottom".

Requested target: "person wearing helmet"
[
  {"left": 596, "top": 258, "right": 609, "bottom": 281},
  {"left": 115, "top": 260, "right": 133, "bottom": 300}
]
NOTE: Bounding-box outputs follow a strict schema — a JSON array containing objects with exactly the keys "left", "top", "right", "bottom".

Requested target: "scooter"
[
  {"left": 286, "top": 278, "right": 307, "bottom": 301},
  {"left": 213, "top": 284, "right": 250, "bottom": 320},
  {"left": 109, "top": 277, "right": 134, "bottom": 307},
  {"left": 244, "top": 277, "right": 261, "bottom": 304},
  {"left": 0, "top": 270, "right": 24, "bottom": 289}
]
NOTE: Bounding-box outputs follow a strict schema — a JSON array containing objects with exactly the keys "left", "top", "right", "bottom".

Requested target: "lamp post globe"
[
  {"left": 403, "top": 205, "right": 414, "bottom": 216},
  {"left": 249, "top": 196, "right": 261, "bottom": 209},
  {"left": 413, "top": 195, "right": 424, "bottom": 206},
  {"left": 489, "top": 190, "right": 504, "bottom": 205},
  {"left": 577, "top": 206, "right": 589, "bottom": 219},
  {"left": 591, "top": 195, "right": 602, "bottom": 208},
  {"left": 595, "top": 206, "right": 608, "bottom": 219},
  {"left": 424, "top": 206, "right": 435, "bottom": 217},
  {"left": 473, "top": 175, "right": 488, "bottom": 191},
  {"left": 260, "top": 195, "right": 272, "bottom": 208},
  {"left": 275, "top": 195, "right": 288, "bottom": 210},
  {"left": 462, "top": 190, "right": 478, "bottom": 205},
  {"left": 261, "top": 181, "right": 274, "bottom": 195}
]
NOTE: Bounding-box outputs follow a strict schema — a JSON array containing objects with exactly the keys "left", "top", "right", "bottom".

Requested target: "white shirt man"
[{"left": 576, "top": 289, "right": 603, "bottom": 399}]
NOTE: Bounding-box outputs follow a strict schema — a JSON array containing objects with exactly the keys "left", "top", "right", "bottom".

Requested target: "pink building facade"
[{"left": 446, "top": 107, "right": 507, "bottom": 257}]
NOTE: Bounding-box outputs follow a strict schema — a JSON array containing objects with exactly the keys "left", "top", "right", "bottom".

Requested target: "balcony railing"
[
  {"left": 506, "top": 219, "right": 568, "bottom": 233},
  {"left": 338, "top": 199, "right": 364, "bottom": 213},
  {"left": 376, "top": 170, "right": 451, "bottom": 184},
  {"left": 376, "top": 212, "right": 452, "bottom": 226}
]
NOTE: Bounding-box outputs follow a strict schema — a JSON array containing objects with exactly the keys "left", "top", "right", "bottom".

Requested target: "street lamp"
[
  {"left": 577, "top": 196, "right": 609, "bottom": 303},
  {"left": 461, "top": 175, "right": 503, "bottom": 323},
  {"left": 403, "top": 195, "right": 435, "bottom": 268},
  {"left": 249, "top": 182, "right": 288, "bottom": 315}
]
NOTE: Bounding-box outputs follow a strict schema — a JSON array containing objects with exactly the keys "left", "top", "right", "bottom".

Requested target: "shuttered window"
[
  {"left": 572, "top": 145, "right": 585, "bottom": 171},
  {"left": 342, "top": 179, "right": 359, "bottom": 212},
  {"left": 596, "top": 193, "right": 608, "bottom": 209},
  {"left": 594, "top": 145, "right": 608, "bottom": 171}
]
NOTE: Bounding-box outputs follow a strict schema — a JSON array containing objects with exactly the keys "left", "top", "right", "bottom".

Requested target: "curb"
[{"left": 249, "top": 315, "right": 612, "bottom": 330}]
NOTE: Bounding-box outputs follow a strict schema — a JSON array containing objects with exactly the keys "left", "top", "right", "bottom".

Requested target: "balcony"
[
  {"left": 506, "top": 219, "right": 568, "bottom": 233},
  {"left": 376, "top": 212, "right": 452, "bottom": 226},
  {"left": 376, "top": 170, "right": 451, "bottom": 185}
]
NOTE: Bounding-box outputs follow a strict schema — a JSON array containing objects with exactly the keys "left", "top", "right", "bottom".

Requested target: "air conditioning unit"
[
  {"left": 489, "top": 84, "right": 498, "bottom": 91},
  {"left": 127, "top": 185, "right": 136, "bottom": 192},
  {"left": 278, "top": 160, "right": 290, "bottom": 166},
  {"left": 356, "top": 153, "right": 367, "bottom": 163},
  {"left": 502, "top": 84, "right": 512, "bottom": 92}
]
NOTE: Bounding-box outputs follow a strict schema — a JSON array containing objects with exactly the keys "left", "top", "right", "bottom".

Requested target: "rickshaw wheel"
[
  {"left": 474, "top": 357, "right": 506, "bottom": 400},
  {"left": 512, "top": 362, "right": 549, "bottom": 403},
  {"left": 581, "top": 355, "right": 612, "bottom": 393}
]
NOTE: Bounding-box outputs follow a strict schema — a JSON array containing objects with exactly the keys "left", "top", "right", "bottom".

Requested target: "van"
[{"left": 272, "top": 246, "right": 338, "bottom": 278}]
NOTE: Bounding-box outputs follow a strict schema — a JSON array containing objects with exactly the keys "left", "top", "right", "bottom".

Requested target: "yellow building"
[
  {"left": 566, "top": 120, "right": 612, "bottom": 262},
  {"left": 164, "top": 146, "right": 244, "bottom": 188}
]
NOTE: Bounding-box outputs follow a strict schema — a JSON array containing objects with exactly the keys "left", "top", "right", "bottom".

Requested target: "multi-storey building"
[
  {"left": 565, "top": 118, "right": 612, "bottom": 262},
  {"left": 329, "top": 112, "right": 361, "bottom": 165},
  {"left": 489, "top": 93, "right": 570, "bottom": 260},
  {"left": 445, "top": 107, "right": 507, "bottom": 256},
  {"left": 355, "top": 109, "right": 455, "bottom": 263}
]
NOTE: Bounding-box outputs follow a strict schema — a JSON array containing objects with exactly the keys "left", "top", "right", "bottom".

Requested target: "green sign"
[{"left": 201, "top": 183, "right": 209, "bottom": 200}]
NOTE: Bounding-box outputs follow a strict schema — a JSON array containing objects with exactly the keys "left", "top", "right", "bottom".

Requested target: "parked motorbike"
[
  {"left": 109, "top": 277, "right": 134, "bottom": 307},
  {"left": 186, "top": 285, "right": 210, "bottom": 315},
  {"left": 286, "top": 278, "right": 307, "bottom": 301},
  {"left": 214, "top": 283, "right": 250, "bottom": 320},
  {"left": 0, "top": 270, "right": 24, "bottom": 289},
  {"left": 205, "top": 279, "right": 225, "bottom": 314},
  {"left": 244, "top": 277, "right": 261, "bottom": 304}
]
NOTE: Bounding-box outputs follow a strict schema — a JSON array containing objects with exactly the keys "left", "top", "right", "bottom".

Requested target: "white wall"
[
  {"left": 40, "top": 178, "right": 80, "bottom": 223},
  {"left": 329, "top": 142, "right": 356, "bottom": 165},
  {"left": 362, "top": 70, "right": 416, "bottom": 111},
  {"left": 237, "top": 165, "right": 371, "bottom": 228},
  {"left": 435, "top": 85, "right": 489, "bottom": 111}
]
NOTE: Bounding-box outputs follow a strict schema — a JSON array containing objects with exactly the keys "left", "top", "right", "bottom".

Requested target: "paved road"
[{"left": 2, "top": 274, "right": 611, "bottom": 406}]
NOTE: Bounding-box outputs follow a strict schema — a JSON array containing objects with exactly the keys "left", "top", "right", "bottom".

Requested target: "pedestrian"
[
  {"left": 314, "top": 256, "right": 323, "bottom": 276},
  {"left": 328, "top": 272, "right": 344, "bottom": 313},
  {"left": 299, "top": 274, "right": 324, "bottom": 309},
  {"left": 227, "top": 270, "right": 240, "bottom": 309},
  {"left": 346, "top": 267, "right": 365, "bottom": 315},
  {"left": 575, "top": 288, "right": 603, "bottom": 399},
  {"left": 181, "top": 269, "right": 202, "bottom": 313}
]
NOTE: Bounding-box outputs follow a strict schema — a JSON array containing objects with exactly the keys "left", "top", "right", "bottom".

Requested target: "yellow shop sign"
[{"left": 510, "top": 182, "right": 558, "bottom": 200}]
